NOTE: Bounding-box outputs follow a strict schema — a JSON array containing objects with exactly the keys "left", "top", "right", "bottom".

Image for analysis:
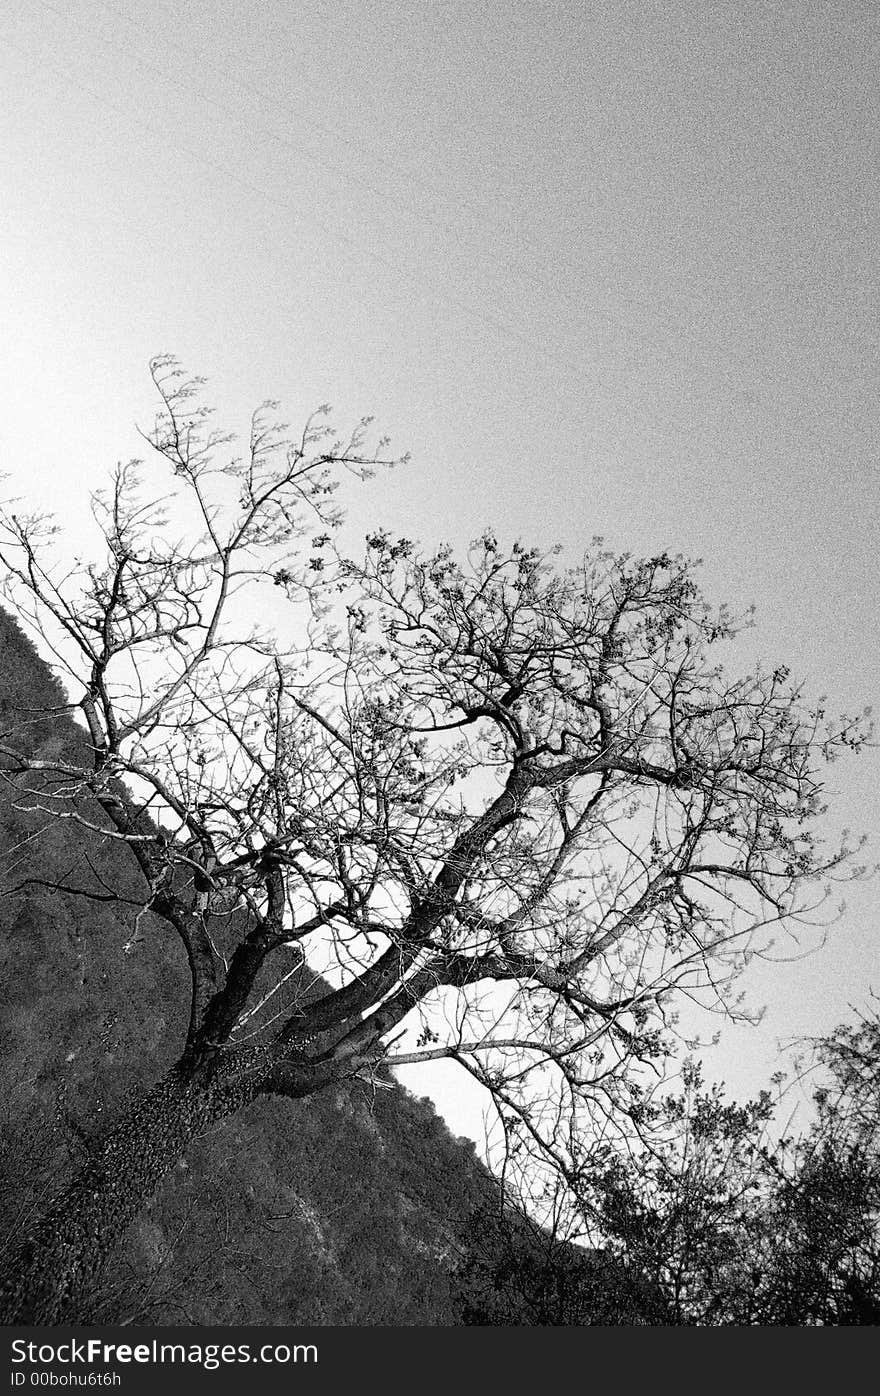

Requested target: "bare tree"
[{"left": 0, "top": 359, "right": 869, "bottom": 1322}]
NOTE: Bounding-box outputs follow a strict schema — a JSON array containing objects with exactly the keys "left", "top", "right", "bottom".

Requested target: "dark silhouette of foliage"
[
  {"left": 582, "top": 1013, "right": 880, "bottom": 1324},
  {"left": 454, "top": 1201, "right": 666, "bottom": 1325}
]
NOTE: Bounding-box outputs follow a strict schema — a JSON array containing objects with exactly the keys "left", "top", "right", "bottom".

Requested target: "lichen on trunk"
[{"left": 0, "top": 1061, "right": 263, "bottom": 1325}]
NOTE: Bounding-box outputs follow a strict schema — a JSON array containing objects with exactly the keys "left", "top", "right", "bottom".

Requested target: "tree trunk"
[{"left": 0, "top": 1063, "right": 261, "bottom": 1325}]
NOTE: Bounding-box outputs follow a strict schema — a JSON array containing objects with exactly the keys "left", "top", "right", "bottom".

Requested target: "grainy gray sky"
[{"left": 1, "top": 0, "right": 878, "bottom": 1142}]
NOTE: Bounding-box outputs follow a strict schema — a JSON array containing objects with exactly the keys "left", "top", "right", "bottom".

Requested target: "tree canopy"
[{"left": 0, "top": 359, "right": 870, "bottom": 1321}]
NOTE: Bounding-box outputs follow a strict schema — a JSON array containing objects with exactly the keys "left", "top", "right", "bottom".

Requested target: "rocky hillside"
[{"left": 0, "top": 607, "right": 657, "bottom": 1325}]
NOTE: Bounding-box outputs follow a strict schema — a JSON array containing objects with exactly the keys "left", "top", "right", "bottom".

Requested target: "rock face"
[{"left": 0, "top": 608, "right": 656, "bottom": 1325}]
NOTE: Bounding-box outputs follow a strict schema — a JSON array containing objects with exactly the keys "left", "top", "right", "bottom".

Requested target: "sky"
[{"left": 1, "top": 0, "right": 878, "bottom": 1146}]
